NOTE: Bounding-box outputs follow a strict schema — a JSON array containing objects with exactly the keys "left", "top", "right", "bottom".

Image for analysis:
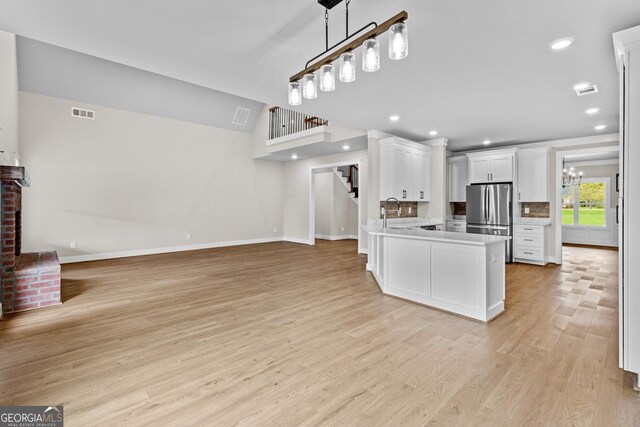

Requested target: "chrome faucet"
[{"left": 382, "top": 197, "right": 401, "bottom": 228}]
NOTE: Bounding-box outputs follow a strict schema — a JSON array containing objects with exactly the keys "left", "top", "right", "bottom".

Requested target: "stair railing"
[{"left": 268, "top": 106, "right": 329, "bottom": 140}]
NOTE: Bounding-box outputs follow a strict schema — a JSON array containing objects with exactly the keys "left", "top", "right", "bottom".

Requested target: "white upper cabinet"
[
  {"left": 517, "top": 148, "right": 550, "bottom": 202},
  {"left": 448, "top": 156, "right": 468, "bottom": 202},
  {"left": 467, "top": 149, "right": 517, "bottom": 184},
  {"left": 380, "top": 138, "right": 431, "bottom": 202},
  {"left": 415, "top": 150, "right": 430, "bottom": 201},
  {"left": 490, "top": 155, "right": 514, "bottom": 181}
]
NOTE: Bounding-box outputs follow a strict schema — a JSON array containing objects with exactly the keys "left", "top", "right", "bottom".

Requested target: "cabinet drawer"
[
  {"left": 515, "top": 247, "right": 543, "bottom": 261},
  {"left": 515, "top": 224, "right": 544, "bottom": 235},
  {"left": 515, "top": 234, "right": 543, "bottom": 248},
  {"left": 446, "top": 222, "right": 466, "bottom": 232}
]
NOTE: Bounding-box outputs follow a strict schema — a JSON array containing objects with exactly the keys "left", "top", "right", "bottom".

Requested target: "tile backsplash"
[
  {"left": 452, "top": 202, "right": 466, "bottom": 216},
  {"left": 521, "top": 202, "right": 550, "bottom": 218},
  {"left": 379, "top": 201, "right": 418, "bottom": 219}
]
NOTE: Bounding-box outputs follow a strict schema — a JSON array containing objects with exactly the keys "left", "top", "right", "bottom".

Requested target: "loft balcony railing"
[{"left": 268, "top": 106, "right": 328, "bottom": 140}]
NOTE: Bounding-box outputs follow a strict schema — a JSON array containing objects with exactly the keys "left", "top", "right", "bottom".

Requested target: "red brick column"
[{"left": 1, "top": 181, "right": 21, "bottom": 313}]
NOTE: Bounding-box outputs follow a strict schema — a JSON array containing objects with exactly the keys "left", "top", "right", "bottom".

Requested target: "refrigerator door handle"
[
  {"left": 485, "top": 186, "right": 489, "bottom": 222},
  {"left": 467, "top": 224, "right": 509, "bottom": 230}
]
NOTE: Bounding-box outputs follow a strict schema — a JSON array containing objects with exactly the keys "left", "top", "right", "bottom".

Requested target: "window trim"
[{"left": 562, "top": 177, "right": 610, "bottom": 229}]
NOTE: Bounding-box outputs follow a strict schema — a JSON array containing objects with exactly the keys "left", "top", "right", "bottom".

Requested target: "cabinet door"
[
  {"left": 490, "top": 155, "right": 514, "bottom": 181},
  {"left": 394, "top": 146, "right": 412, "bottom": 200},
  {"left": 449, "top": 161, "right": 468, "bottom": 202},
  {"left": 468, "top": 158, "right": 491, "bottom": 183},
  {"left": 393, "top": 146, "right": 405, "bottom": 199},
  {"left": 517, "top": 153, "right": 548, "bottom": 201},
  {"left": 379, "top": 143, "right": 395, "bottom": 200},
  {"left": 410, "top": 150, "right": 421, "bottom": 201},
  {"left": 419, "top": 151, "right": 430, "bottom": 201}
]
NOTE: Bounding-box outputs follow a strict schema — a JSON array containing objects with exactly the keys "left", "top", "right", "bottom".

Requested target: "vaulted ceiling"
[{"left": 1, "top": 0, "right": 639, "bottom": 150}]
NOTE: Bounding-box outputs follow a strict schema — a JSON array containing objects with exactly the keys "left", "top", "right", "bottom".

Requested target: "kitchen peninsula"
[{"left": 364, "top": 227, "right": 510, "bottom": 322}]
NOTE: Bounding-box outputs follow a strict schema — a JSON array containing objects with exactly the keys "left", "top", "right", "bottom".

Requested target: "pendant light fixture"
[
  {"left": 362, "top": 38, "right": 380, "bottom": 72},
  {"left": 320, "top": 64, "right": 336, "bottom": 91},
  {"left": 389, "top": 22, "right": 408, "bottom": 60},
  {"left": 288, "top": 81, "right": 302, "bottom": 106},
  {"left": 287, "top": 1, "right": 408, "bottom": 105},
  {"left": 339, "top": 52, "right": 356, "bottom": 82},
  {"left": 302, "top": 73, "right": 317, "bottom": 99},
  {"left": 561, "top": 157, "right": 583, "bottom": 188}
]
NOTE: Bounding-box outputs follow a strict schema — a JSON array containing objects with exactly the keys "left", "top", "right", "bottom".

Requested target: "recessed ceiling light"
[
  {"left": 549, "top": 37, "right": 575, "bottom": 50},
  {"left": 343, "top": 145, "right": 350, "bottom": 150},
  {"left": 585, "top": 107, "right": 600, "bottom": 115},
  {"left": 594, "top": 125, "right": 606, "bottom": 131},
  {"left": 389, "top": 115, "right": 400, "bottom": 122},
  {"left": 482, "top": 140, "right": 491, "bottom": 145},
  {"left": 429, "top": 130, "right": 438, "bottom": 136},
  {"left": 573, "top": 82, "right": 591, "bottom": 91},
  {"left": 291, "top": 154, "right": 298, "bottom": 159}
]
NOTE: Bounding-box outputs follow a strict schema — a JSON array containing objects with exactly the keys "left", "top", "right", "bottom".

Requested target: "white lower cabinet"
[
  {"left": 513, "top": 224, "right": 549, "bottom": 265},
  {"left": 446, "top": 220, "right": 467, "bottom": 233}
]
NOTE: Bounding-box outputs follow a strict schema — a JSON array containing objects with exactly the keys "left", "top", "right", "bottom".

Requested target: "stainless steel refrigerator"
[{"left": 466, "top": 183, "right": 513, "bottom": 262}]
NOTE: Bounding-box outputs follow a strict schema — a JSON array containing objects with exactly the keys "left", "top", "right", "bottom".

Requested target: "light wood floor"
[{"left": 1, "top": 241, "right": 638, "bottom": 426}]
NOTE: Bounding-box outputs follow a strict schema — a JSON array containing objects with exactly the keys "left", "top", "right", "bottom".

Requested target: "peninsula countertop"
[{"left": 362, "top": 225, "right": 511, "bottom": 246}]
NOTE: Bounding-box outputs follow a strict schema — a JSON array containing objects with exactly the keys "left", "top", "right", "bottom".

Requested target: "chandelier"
[
  {"left": 562, "top": 157, "right": 583, "bottom": 188},
  {"left": 288, "top": 0, "right": 409, "bottom": 106}
]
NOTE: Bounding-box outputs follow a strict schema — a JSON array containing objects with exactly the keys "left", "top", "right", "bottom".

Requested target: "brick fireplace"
[{"left": 0, "top": 166, "right": 61, "bottom": 317}]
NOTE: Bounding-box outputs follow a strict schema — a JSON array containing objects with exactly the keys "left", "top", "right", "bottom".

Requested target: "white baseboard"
[
  {"left": 59, "top": 237, "right": 284, "bottom": 264},
  {"left": 282, "top": 237, "right": 313, "bottom": 245},
  {"left": 315, "top": 234, "right": 358, "bottom": 241}
]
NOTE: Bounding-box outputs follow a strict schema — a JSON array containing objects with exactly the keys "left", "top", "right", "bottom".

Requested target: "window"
[{"left": 562, "top": 178, "right": 608, "bottom": 227}]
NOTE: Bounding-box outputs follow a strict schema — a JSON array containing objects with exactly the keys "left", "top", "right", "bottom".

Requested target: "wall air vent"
[
  {"left": 71, "top": 107, "right": 95, "bottom": 120},
  {"left": 575, "top": 84, "right": 599, "bottom": 97},
  {"left": 232, "top": 107, "right": 251, "bottom": 126}
]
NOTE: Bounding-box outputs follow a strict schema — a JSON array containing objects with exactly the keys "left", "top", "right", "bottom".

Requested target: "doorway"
[
  {"left": 555, "top": 147, "right": 620, "bottom": 258},
  {"left": 309, "top": 161, "right": 364, "bottom": 254}
]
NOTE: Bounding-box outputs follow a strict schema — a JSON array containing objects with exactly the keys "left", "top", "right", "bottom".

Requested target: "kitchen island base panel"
[{"left": 365, "top": 227, "right": 507, "bottom": 322}]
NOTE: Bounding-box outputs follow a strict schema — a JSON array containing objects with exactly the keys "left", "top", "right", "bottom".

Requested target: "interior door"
[{"left": 466, "top": 185, "right": 487, "bottom": 225}]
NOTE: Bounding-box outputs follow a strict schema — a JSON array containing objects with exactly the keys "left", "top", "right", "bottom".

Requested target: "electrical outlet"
[
  {"left": 341, "top": 226, "right": 345, "bottom": 232},
  {"left": 186, "top": 233, "right": 192, "bottom": 240},
  {"left": 273, "top": 228, "right": 278, "bottom": 233},
  {"left": 70, "top": 241, "right": 77, "bottom": 249},
  {"left": 525, "top": 207, "right": 530, "bottom": 214}
]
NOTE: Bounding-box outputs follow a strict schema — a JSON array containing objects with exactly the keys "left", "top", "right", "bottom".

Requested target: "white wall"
[
  {"left": 315, "top": 172, "right": 333, "bottom": 237},
  {"left": 314, "top": 171, "right": 358, "bottom": 239},
  {"left": 283, "top": 150, "right": 367, "bottom": 249},
  {"left": 0, "top": 30, "right": 19, "bottom": 165},
  {"left": 19, "top": 92, "right": 285, "bottom": 260}
]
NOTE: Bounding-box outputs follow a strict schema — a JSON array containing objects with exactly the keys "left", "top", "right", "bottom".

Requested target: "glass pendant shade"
[
  {"left": 288, "top": 81, "right": 302, "bottom": 106},
  {"left": 339, "top": 52, "right": 356, "bottom": 82},
  {"left": 362, "top": 38, "right": 380, "bottom": 72},
  {"left": 320, "top": 64, "right": 336, "bottom": 92},
  {"left": 389, "top": 22, "right": 408, "bottom": 60},
  {"left": 302, "top": 73, "right": 317, "bottom": 99}
]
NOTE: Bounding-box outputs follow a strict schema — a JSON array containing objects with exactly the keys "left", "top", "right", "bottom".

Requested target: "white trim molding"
[
  {"left": 283, "top": 237, "right": 313, "bottom": 245},
  {"left": 60, "top": 237, "right": 284, "bottom": 264},
  {"left": 315, "top": 234, "right": 358, "bottom": 241}
]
